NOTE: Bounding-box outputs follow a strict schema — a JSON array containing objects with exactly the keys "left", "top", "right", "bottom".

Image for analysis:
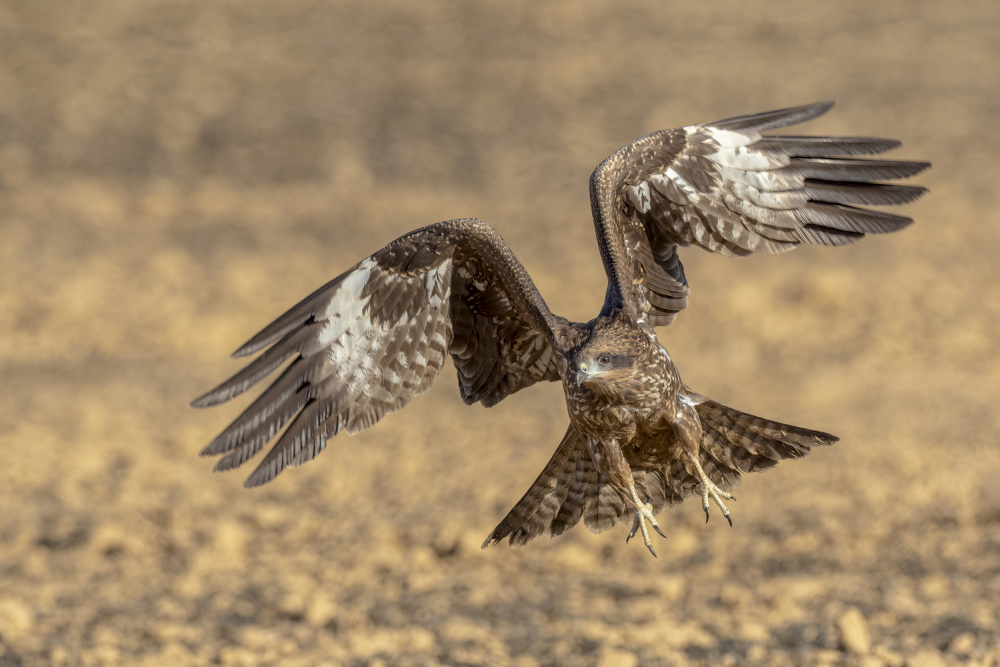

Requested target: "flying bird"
[{"left": 192, "top": 101, "right": 928, "bottom": 556}]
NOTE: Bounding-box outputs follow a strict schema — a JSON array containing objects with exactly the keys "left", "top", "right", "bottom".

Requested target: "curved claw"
[
  {"left": 693, "top": 457, "right": 736, "bottom": 526},
  {"left": 626, "top": 486, "right": 663, "bottom": 557}
]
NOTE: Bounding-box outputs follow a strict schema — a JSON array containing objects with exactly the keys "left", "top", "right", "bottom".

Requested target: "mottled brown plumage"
[{"left": 192, "top": 102, "right": 928, "bottom": 555}]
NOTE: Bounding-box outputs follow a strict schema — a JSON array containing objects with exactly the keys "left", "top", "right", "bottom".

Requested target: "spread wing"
[
  {"left": 589, "top": 101, "right": 930, "bottom": 325},
  {"left": 191, "top": 218, "right": 582, "bottom": 487}
]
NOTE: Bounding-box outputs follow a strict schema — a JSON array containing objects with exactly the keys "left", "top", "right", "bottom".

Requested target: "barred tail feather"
[
  {"left": 483, "top": 395, "right": 837, "bottom": 549},
  {"left": 483, "top": 425, "right": 641, "bottom": 549},
  {"left": 482, "top": 426, "right": 590, "bottom": 549},
  {"left": 689, "top": 390, "right": 838, "bottom": 488}
]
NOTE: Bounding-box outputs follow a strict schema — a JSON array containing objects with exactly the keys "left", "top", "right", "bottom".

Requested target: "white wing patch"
[
  {"left": 627, "top": 180, "right": 652, "bottom": 213},
  {"left": 320, "top": 257, "right": 376, "bottom": 357},
  {"left": 691, "top": 125, "right": 759, "bottom": 148},
  {"left": 321, "top": 260, "right": 453, "bottom": 435},
  {"left": 706, "top": 145, "right": 788, "bottom": 171}
]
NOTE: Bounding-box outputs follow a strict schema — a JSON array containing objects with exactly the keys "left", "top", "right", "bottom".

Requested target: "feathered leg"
[
  {"left": 675, "top": 398, "right": 735, "bottom": 525},
  {"left": 586, "top": 437, "right": 666, "bottom": 557}
]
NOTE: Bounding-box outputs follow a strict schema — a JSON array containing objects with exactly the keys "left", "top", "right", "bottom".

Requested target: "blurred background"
[{"left": 1, "top": 1, "right": 998, "bottom": 665}]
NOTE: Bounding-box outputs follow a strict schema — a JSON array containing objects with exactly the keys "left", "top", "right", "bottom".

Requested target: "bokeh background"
[{"left": 1, "top": 1, "right": 998, "bottom": 665}]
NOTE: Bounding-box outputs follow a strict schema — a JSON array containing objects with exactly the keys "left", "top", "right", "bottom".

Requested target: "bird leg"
[
  {"left": 675, "top": 398, "right": 734, "bottom": 526},
  {"left": 625, "top": 484, "right": 666, "bottom": 557},
  {"left": 585, "top": 437, "right": 665, "bottom": 557},
  {"left": 686, "top": 451, "right": 734, "bottom": 526}
]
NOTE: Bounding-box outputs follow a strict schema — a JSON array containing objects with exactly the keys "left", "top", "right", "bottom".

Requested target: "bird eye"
[{"left": 598, "top": 354, "right": 612, "bottom": 366}]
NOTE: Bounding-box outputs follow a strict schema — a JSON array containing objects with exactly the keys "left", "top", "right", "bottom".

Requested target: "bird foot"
[
  {"left": 625, "top": 485, "right": 666, "bottom": 557},
  {"left": 700, "top": 478, "right": 734, "bottom": 526},
  {"left": 698, "top": 465, "right": 736, "bottom": 528}
]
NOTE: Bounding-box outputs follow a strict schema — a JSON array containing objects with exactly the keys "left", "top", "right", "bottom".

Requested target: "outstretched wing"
[
  {"left": 589, "top": 101, "right": 930, "bottom": 325},
  {"left": 191, "top": 218, "right": 580, "bottom": 487}
]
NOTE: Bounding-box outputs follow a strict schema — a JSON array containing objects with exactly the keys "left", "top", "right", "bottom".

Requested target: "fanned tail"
[
  {"left": 482, "top": 392, "right": 838, "bottom": 550},
  {"left": 687, "top": 389, "right": 838, "bottom": 492},
  {"left": 482, "top": 426, "right": 693, "bottom": 549}
]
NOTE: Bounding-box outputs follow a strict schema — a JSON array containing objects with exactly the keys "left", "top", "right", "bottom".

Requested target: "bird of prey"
[{"left": 192, "top": 101, "right": 928, "bottom": 556}]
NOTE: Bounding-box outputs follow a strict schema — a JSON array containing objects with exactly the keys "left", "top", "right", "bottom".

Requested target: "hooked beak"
[{"left": 575, "top": 363, "right": 589, "bottom": 386}]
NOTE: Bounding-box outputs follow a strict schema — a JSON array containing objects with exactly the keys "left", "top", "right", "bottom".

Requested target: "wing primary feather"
[
  {"left": 803, "top": 180, "right": 927, "bottom": 206},
  {"left": 211, "top": 387, "right": 312, "bottom": 472},
  {"left": 199, "top": 354, "right": 330, "bottom": 456},
  {"left": 796, "top": 224, "right": 865, "bottom": 246},
  {"left": 758, "top": 136, "right": 902, "bottom": 156},
  {"left": 230, "top": 271, "right": 354, "bottom": 358},
  {"left": 190, "top": 324, "right": 320, "bottom": 408},
  {"left": 791, "top": 157, "right": 930, "bottom": 182},
  {"left": 243, "top": 396, "right": 334, "bottom": 488},
  {"left": 710, "top": 101, "right": 835, "bottom": 132},
  {"left": 796, "top": 202, "right": 914, "bottom": 234}
]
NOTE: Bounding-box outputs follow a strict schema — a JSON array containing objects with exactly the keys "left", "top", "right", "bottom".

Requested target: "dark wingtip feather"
[
  {"left": 797, "top": 202, "right": 915, "bottom": 235},
  {"left": 758, "top": 136, "right": 903, "bottom": 157},
  {"left": 190, "top": 394, "right": 213, "bottom": 409},
  {"left": 712, "top": 100, "right": 835, "bottom": 132},
  {"left": 804, "top": 181, "right": 928, "bottom": 207},
  {"left": 188, "top": 356, "right": 288, "bottom": 408},
  {"left": 886, "top": 160, "right": 932, "bottom": 180},
  {"left": 817, "top": 432, "right": 839, "bottom": 446},
  {"left": 232, "top": 320, "right": 303, "bottom": 359},
  {"left": 243, "top": 465, "right": 275, "bottom": 488},
  {"left": 213, "top": 452, "right": 247, "bottom": 472},
  {"left": 792, "top": 157, "right": 930, "bottom": 182},
  {"left": 231, "top": 271, "right": 353, "bottom": 358}
]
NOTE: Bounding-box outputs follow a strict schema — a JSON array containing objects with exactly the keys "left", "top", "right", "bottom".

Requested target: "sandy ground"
[{"left": 1, "top": 1, "right": 998, "bottom": 665}]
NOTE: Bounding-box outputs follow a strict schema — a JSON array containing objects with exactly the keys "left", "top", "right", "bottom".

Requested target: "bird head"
[
  {"left": 574, "top": 350, "right": 635, "bottom": 388},
  {"left": 572, "top": 318, "right": 649, "bottom": 391}
]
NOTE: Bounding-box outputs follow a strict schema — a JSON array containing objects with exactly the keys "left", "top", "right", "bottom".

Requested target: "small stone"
[
  {"left": 89, "top": 523, "right": 145, "bottom": 556},
  {"left": 874, "top": 647, "right": 905, "bottom": 667},
  {"left": 837, "top": 607, "right": 872, "bottom": 654},
  {"left": 906, "top": 649, "right": 948, "bottom": 667},
  {"left": 655, "top": 575, "right": 686, "bottom": 602},
  {"left": 306, "top": 592, "right": 338, "bottom": 628},
  {"left": 220, "top": 646, "right": 257, "bottom": 666},
  {"left": 552, "top": 542, "right": 599, "bottom": 570},
  {"left": 214, "top": 519, "right": 248, "bottom": 559},
  {"left": 597, "top": 647, "right": 638, "bottom": 667},
  {"left": 947, "top": 632, "right": 975, "bottom": 656},
  {"left": 0, "top": 598, "right": 34, "bottom": 641},
  {"left": 408, "top": 628, "right": 437, "bottom": 653},
  {"left": 739, "top": 620, "right": 770, "bottom": 643},
  {"left": 814, "top": 648, "right": 843, "bottom": 665}
]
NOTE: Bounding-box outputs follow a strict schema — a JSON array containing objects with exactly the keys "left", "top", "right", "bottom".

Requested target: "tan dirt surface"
[{"left": 1, "top": 1, "right": 998, "bottom": 665}]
